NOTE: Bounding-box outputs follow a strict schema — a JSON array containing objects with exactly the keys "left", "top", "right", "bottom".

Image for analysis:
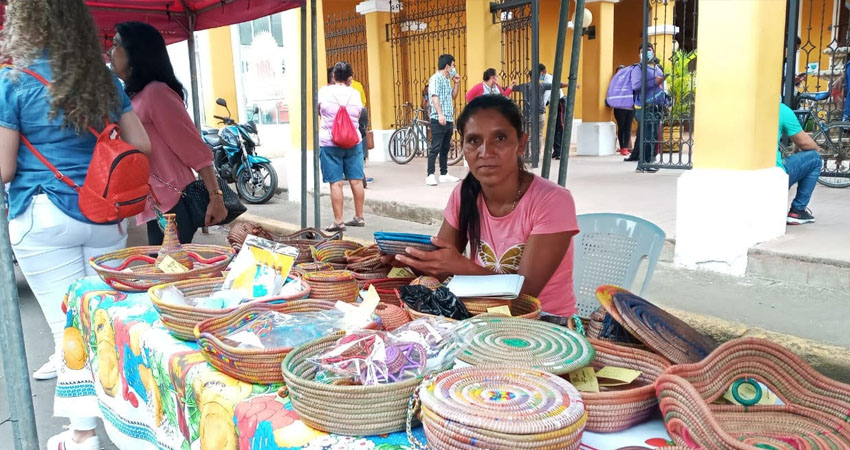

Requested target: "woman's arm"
[
  {"left": 118, "top": 111, "right": 151, "bottom": 155},
  {"left": 196, "top": 165, "right": 228, "bottom": 226},
  {"left": 515, "top": 231, "right": 577, "bottom": 297},
  {"left": 0, "top": 127, "right": 19, "bottom": 183}
]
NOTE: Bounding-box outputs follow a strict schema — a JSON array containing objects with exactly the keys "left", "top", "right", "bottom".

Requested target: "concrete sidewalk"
[{"left": 272, "top": 154, "right": 850, "bottom": 289}]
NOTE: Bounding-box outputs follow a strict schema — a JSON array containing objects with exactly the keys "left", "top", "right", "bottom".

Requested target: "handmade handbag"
[{"left": 153, "top": 173, "right": 246, "bottom": 228}]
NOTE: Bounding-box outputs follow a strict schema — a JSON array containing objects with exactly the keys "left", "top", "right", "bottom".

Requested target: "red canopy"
[{"left": 86, "top": 1, "right": 304, "bottom": 45}]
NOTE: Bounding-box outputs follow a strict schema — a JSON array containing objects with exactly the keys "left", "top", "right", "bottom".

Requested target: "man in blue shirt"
[
  {"left": 778, "top": 102, "right": 822, "bottom": 224},
  {"left": 426, "top": 54, "right": 461, "bottom": 186}
]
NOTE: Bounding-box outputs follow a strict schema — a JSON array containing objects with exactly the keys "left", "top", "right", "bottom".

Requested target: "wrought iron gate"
[
  {"left": 324, "top": 9, "right": 369, "bottom": 112},
  {"left": 388, "top": 0, "right": 466, "bottom": 164},
  {"left": 493, "top": 0, "right": 537, "bottom": 164},
  {"left": 638, "top": 0, "right": 697, "bottom": 171},
  {"left": 784, "top": 0, "right": 850, "bottom": 185}
]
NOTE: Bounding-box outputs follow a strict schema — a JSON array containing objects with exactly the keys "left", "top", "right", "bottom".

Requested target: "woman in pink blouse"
[
  {"left": 109, "top": 22, "right": 227, "bottom": 244},
  {"left": 392, "top": 95, "right": 579, "bottom": 320}
]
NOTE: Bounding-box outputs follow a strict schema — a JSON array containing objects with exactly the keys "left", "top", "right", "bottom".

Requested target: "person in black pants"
[
  {"left": 552, "top": 96, "right": 567, "bottom": 159},
  {"left": 613, "top": 107, "right": 634, "bottom": 155},
  {"left": 425, "top": 54, "right": 462, "bottom": 185}
]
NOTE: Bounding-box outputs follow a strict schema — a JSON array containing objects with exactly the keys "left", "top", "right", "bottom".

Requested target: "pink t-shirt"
[
  {"left": 131, "top": 81, "right": 213, "bottom": 224},
  {"left": 444, "top": 175, "right": 579, "bottom": 316},
  {"left": 317, "top": 84, "right": 363, "bottom": 148}
]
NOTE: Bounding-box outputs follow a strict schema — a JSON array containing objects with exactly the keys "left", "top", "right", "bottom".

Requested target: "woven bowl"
[
  {"left": 282, "top": 334, "right": 422, "bottom": 436},
  {"left": 314, "top": 240, "right": 363, "bottom": 264},
  {"left": 657, "top": 337, "right": 850, "bottom": 449},
  {"left": 362, "top": 278, "right": 415, "bottom": 306},
  {"left": 302, "top": 270, "right": 360, "bottom": 302},
  {"left": 149, "top": 277, "right": 311, "bottom": 341},
  {"left": 582, "top": 338, "right": 671, "bottom": 433},
  {"left": 195, "top": 300, "right": 362, "bottom": 384},
  {"left": 90, "top": 244, "right": 234, "bottom": 292},
  {"left": 352, "top": 269, "right": 392, "bottom": 288},
  {"left": 226, "top": 222, "right": 275, "bottom": 251}
]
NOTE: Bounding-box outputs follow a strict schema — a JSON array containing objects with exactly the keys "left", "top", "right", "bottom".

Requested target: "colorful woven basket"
[
  {"left": 302, "top": 270, "right": 360, "bottom": 302},
  {"left": 409, "top": 366, "right": 587, "bottom": 450},
  {"left": 586, "top": 306, "right": 646, "bottom": 349},
  {"left": 149, "top": 277, "right": 311, "bottom": 341},
  {"left": 281, "top": 334, "right": 421, "bottom": 436},
  {"left": 374, "top": 303, "right": 411, "bottom": 331},
  {"left": 281, "top": 227, "right": 345, "bottom": 264},
  {"left": 582, "top": 338, "right": 671, "bottom": 433},
  {"left": 195, "top": 300, "right": 349, "bottom": 384},
  {"left": 226, "top": 222, "right": 275, "bottom": 251},
  {"left": 314, "top": 240, "right": 363, "bottom": 264},
  {"left": 456, "top": 317, "right": 594, "bottom": 375},
  {"left": 613, "top": 292, "right": 716, "bottom": 364},
  {"left": 352, "top": 269, "right": 392, "bottom": 288},
  {"left": 291, "top": 261, "right": 334, "bottom": 277},
  {"left": 362, "top": 277, "right": 415, "bottom": 306},
  {"left": 656, "top": 337, "right": 850, "bottom": 449}
]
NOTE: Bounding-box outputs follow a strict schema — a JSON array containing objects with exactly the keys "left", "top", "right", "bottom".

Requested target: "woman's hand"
[
  {"left": 394, "top": 236, "right": 479, "bottom": 278},
  {"left": 205, "top": 194, "right": 228, "bottom": 226}
]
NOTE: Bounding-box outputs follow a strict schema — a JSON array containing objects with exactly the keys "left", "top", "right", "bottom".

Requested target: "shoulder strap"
[
  {"left": 15, "top": 67, "right": 102, "bottom": 137},
  {"left": 18, "top": 135, "right": 79, "bottom": 190}
]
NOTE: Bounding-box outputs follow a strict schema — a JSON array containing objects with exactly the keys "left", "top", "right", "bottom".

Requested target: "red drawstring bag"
[{"left": 331, "top": 93, "right": 359, "bottom": 149}]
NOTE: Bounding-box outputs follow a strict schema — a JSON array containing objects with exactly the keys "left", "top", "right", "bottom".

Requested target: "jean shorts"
[{"left": 319, "top": 142, "right": 364, "bottom": 183}]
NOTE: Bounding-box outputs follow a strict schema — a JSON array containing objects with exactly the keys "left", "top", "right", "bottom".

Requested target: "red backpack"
[
  {"left": 331, "top": 92, "right": 359, "bottom": 149},
  {"left": 16, "top": 68, "right": 150, "bottom": 223}
]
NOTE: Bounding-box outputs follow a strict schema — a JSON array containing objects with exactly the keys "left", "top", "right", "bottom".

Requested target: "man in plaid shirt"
[{"left": 426, "top": 53, "right": 462, "bottom": 186}]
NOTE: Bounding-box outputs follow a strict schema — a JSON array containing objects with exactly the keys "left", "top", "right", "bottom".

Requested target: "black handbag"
[{"left": 152, "top": 174, "right": 246, "bottom": 228}]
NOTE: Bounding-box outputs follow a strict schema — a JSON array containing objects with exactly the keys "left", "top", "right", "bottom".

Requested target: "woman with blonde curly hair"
[{"left": 0, "top": 0, "right": 150, "bottom": 448}]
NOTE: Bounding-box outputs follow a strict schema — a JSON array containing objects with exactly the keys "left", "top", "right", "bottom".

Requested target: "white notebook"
[{"left": 446, "top": 274, "right": 525, "bottom": 299}]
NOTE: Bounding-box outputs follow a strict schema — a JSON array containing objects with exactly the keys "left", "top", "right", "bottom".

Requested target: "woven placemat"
[
  {"left": 613, "top": 292, "right": 716, "bottom": 364},
  {"left": 456, "top": 317, "right": 594, "bottom": 375},
  {"left": 418, "top": 365, "right": 586, "bottom": 448}
]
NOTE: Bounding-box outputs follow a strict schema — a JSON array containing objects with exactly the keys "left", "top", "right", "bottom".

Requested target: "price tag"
[
  {"left": 157, "top": 255, "right": 188, "bottom": 274},
  {"left": 388, "top": 267, "right": 414, "bottom": 278},
  {"left": 486, "top": 305, "right": 513, "bottom": 316},
  {"left": 568, "top": 367, "right": 599, "bottom": 393},
  {"left": 595, "top": 366, "right": 642, "bottom": 387}
]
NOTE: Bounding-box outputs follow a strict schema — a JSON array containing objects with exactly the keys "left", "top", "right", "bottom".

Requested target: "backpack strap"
[
  {"left": 14, "top": 67, "right": 101, "bottom": 137},
  {"left": 18, "top": 135, "right": 80, "bottom": 190}
]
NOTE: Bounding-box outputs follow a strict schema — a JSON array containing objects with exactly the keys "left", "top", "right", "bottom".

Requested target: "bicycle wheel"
[
  {"left": 811, "top": 122, "right": 850, "bottom": 188},
  {"left": 448, "top": 129, "right": 465, "bottom": 166},
  {"left": 388, "top": 127, "right": 418, "bottom": 165}
]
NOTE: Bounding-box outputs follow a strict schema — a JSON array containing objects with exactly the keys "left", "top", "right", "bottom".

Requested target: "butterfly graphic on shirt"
[{"left": 477, "top": 241, "right": 525, "bottom": 274}]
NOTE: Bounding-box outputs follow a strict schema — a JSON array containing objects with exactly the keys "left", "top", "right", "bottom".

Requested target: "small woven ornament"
[
  {"left": 409, "top": 276, "right": 441, "bottom": 290},
  {"left": 155, "top": 214, "right": 194, "bottom": 270},
  {"left": 375, "top": 303, "right": 411, "bottom": 331},
  {"left": 457, "top": 317, "right": 594, "bottom": 375}
]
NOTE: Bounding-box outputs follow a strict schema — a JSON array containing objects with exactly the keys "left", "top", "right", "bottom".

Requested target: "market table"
[{"left": 55, "top": 276, "right": 673, "bottom": 450}]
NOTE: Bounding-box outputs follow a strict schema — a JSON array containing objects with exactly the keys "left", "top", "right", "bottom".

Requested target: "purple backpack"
[{"left": 606, "top": 64, "right": 638, "bottom": 109}]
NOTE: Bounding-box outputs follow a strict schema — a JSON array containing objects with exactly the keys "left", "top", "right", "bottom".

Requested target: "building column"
[
  {"left": 674, "top": 0, "right": 788, "bottom": 275},
  {"left": 466, "top": 0, "right": 502, "bottom": 83},
  {"left": 648, "top": 0, "right": 676, "bottom": 65},
  {"left": 577, "top": 0, "right": 617, "bottom": 156},
  {"left": 201, "top": 26, "right": 240, "bottom": 126}
]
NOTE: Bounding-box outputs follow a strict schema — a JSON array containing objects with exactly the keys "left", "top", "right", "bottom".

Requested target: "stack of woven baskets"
[
  {"left": 226, "top": 223, "right": 342, "bottom": 264},
  {"left": 343, "top": 244, "right": 392, "bottom": 286},
  {"left": 302, "top": 270, "right": 360, "bottom": 303}
]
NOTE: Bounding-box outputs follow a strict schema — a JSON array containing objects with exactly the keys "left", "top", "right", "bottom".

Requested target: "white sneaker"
[
  {"left": 33, "top": 353, "right": 58, "bottom": 380},
  {"left": 47, "top": 431, "right": 100, "bottom": 450},
  {"left": 439, "top": 174, "right": 460, "bottom": 183},
  {"left": 425, "top": 174, "right": 438, "bottom": 186}
]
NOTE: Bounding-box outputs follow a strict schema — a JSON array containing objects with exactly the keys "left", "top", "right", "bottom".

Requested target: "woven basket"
[
  {"left": 195, "top": 300, "right": 347, "bottom": 384},
  {"left": 314, "top": 240, "right": 363, "bottom": 264},
  {"left": 90, "top": 244, "right": 234, "bottom": 292},
  {"left": 150, "top": 277, "right": 311, "bottom": 341},
  {"left": 657, "top": 337, "right": 850, "bottom": 449},
  {"left": 456, "top": 317, "right": 594, "bottom": 375},
  {"left": 226, "top": 222, "right": 275, "bottom": 251},
  {"left": 353, "top": 269, "right": 392, "bottom": 288},
  {"left": 412, "top": 366, "right": 587, "bottom": 450},
  {"left": 586, "top": 306, "right": 646, "bottom": 349},
  {"left": 281, "top": 334, "right": 422, "bottom": 436},
  {"left": 410, "top": 276, "right": 442, "bottom": 290},
  {"left": 374, "top": 303, "right": 411, "bottom": 331},
  {"left": 363, "top": 278, "right": 415, "bottom": 306},
  {"left": 303, "top": 270, "right": 359, "bottom": 302},
  {"left": 400, "top": 291, "right": 541, "bottom": 322},
  {"left": 375, "top": 238, "right": 437, "bottom": 256},
  {"left": 291, "top": 261, "right": 334, "bottom": 277},
  {"left": 281, "top": 227, "right": 345, "bottom": 264},
  {"left": 582, "top": 339, "right": 671, "bottom": 433}
]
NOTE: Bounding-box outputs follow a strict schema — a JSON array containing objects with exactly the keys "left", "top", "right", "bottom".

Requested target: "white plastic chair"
[{"left": 572, "top": 213, "right": 666, "bottom": 318}]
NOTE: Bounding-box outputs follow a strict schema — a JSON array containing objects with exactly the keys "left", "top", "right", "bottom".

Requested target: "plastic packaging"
[
  {"left": 391, "top": 317, "right": 470, "bottom": 373},
  {"left": 224, "top": 234, "right": 299, "bottom": 298},
  {"left": 398, "top": 285, "right": 470, "bottom": 320},
  {"left": 222, "top": 310, "right": 348, "bottom": 350}
]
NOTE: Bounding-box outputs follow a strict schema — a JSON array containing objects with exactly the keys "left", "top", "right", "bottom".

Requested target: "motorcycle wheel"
[{"left": 236, "top": 162, "right": 278, "bottom": 204}]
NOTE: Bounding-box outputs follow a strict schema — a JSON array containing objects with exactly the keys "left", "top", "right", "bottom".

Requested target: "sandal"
[
  {"left": 324, "top": 222, "right": 346, "bottom": 232},
  {"left": 344, "top": 217, "right": 366, "bottom": 227}
]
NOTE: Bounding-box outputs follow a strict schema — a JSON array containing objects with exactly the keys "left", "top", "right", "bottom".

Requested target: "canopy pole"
[
  {"left": 300, "top": 4, "right": 309, "bottom": 228},
  {"left": 530, "top": 0, "right": 540, "bottom": 169},
  {"left": 557, "top": 0, "right": 586, "bottom": 187},
  {"left": 186, "top": 14, "right": 202, "bottom": 131},
  {"left": 311, "top": 0, "right": 321, "bottom": 229},
  {"left": 0, "top": 177, "right": 39, "bottom": 450},
  {"left": 541, "top": 0, "right": 571, "bottom": 179}
]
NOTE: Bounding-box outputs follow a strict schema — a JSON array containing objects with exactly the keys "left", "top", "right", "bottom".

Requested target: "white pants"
[{"left": 11, "top": 195, "right": 126, "bottom": 432}]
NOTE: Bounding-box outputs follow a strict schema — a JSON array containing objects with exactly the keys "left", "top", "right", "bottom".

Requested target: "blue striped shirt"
[{"left": 428, "top": 71, "right": 454, "bottom": 122}]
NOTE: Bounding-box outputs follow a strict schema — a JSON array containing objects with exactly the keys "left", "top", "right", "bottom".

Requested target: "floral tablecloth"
[{"left": 55, "top": 276, "right": 673, "bottom": 450}]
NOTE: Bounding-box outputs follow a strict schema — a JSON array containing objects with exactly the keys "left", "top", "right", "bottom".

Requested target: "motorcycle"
[{"left": 202, "top": 98, "right": 278, "bottom": 204}]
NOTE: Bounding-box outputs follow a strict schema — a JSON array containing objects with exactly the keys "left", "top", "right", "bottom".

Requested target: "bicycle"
[
  {"left": 388, "top": 102, "right": 464, "bottom": 166},
  {"left": 779, "top": 91, "right": 850, "bottom": 188}
]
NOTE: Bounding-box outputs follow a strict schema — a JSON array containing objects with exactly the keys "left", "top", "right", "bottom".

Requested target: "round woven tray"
[
  {"left": 90, "top": 244, "right": 234, "bottom": 292},
  {"left": 374, "top": 303, "right": 411, "bottom": 331},
  {"left": 582, "top": 339, "right": 671, "bottom": 433},
  {"left": 314, "top": 240, "right": 363, "bottom": 264},
  {"left": 149, "top": 276, "right": 310, "bottom": 341},
  {"left": 302, "top": 270, "right": 360, "bottom": 302},
  {"left": 657, "top": 337, "right": 850, "bottom": 449},
  {"left": 281, "top": 334, "right": 422, "bottom": 436},
  {"left": 456, "top": 317, "right": 594, "bottom": 375},
  {"left": 586, "top": 306, "right": 645, "bottom": 349},
  {"left": 613, "top": 292, "right": 716, "bottom": 364},
  {"left": 363, "top": 278, "right": 415, "bottom": 306},
  {"left": 195, "top": 300, "right": 345, "bottom": 384},
  {"left": 415, "top": 365, "right": 587, "bottom": 450}
]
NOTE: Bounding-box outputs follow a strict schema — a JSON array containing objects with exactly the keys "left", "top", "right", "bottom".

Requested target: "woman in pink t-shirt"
[{"left": 394, "top": 95, "right": 579, "bottom": 318}]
